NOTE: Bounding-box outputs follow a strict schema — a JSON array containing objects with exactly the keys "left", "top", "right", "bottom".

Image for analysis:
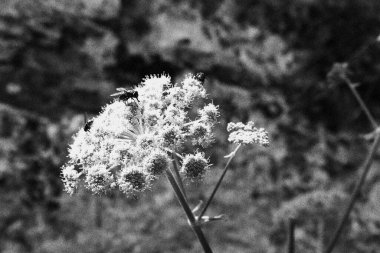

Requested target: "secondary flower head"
[
  {"left": 85, "top": 164, "right": 114, "bottom": 194},
  {"left": 118, "top": 166, "right": 152, "bottom": 195},
  {"left": 181, "top": 152, "right": 210, "bottom": 181},
  {"left": 227, "top": 121, "right": 269, "bottom": 146},
  {"left": 188, "top": 122, "right": 214, "bottom": 147},
  {"left": 144, "top": 150, "right": 170, "bottom": 176},
  {"left": 62, "top": 74, "right": 218, "bottom": 196},
  {"left": 198, "top": 103, "right": 219, "bottom": 124}
]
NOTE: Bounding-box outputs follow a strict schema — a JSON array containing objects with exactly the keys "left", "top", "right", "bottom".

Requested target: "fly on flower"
[
  {"left": 83, "top": 113, "right": 93, "bottom": 132},
  {"left": 83, "top": 119, "right": 93, "bottom": 132},
  {"left": 111, "top": 88, "right": 140, "bottom": 103},
  {"left": 195, "top": 72, "right": 205, "bottom": 84}
]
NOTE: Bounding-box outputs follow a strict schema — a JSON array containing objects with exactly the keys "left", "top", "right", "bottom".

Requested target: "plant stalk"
[
  {"left": 317, "top": 218, "right": 324, "bottom": 253},
  {"left": 343, "top": 76, "right": 378, "bottom": 129},
  {"left": 198, "top": 144, "right": 241, "bottom": 220},
  {"left": 165, "top": 169, "right": 213, "bottom": 253},
  {"left": 324, "top": 131, "right": 380, "bottom": 253},
  {"left": 287, "top": 218, "right": 296, "bottom": 253},
  {"left": 171, "top": 153, "right": 187, "bottom": 200}
]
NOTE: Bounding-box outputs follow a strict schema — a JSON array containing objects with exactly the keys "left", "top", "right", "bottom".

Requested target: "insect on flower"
[
  {"left": 83, "top": 113, "right": 94, "bottom": 132},
  {"left": 84, "top": 119, "right": 93, "bottom": 132},
  {"left": 111, "top": 88, "right": 140, "bottom": 103},
  {"left": 195, "top": 72, "right": 205, "bottom": 84}
]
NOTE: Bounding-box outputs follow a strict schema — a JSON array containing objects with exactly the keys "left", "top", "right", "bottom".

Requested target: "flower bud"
[
  {"left": 85, "top": 164, "right": 113, "bottom": 194},
  {"left": 136, "top": 133, "right": 157, "bottom": 150},
  {"left": 144, "top": 150, "right": 170, "bottom": 176},
  {"left": 118, "top": 166, "right": 151, "bottom": 195},
  {"left": 144, "top": 110, "right": 161, "bottom": 127},
  {"left": 61, "top": 164, "right": 81, "bottom": 195},
  {"left": 161, "top": 125, "right": 183, "bottom": 148},
  {"left": 181, "top": 152, "right": 209, "bottom": 180},
  {"left": 164, "top": 86, "right": 186, "bottom": 107},
  {"left": 188, "top": 122, "right": 214, "bottom": 147},
  {"left": 164, "top": 105, "right": 186, "bottom": 125},
  {"left": 182, "top": 75, "right": 207, "bottom": 104},
  {"left": 199, "top": 103, "right": 219, "bottom": 124},
  {"left": 109, "top": 142, "right": 133, "bottom": 166}
]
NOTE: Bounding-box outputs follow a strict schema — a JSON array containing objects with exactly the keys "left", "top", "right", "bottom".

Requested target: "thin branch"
[
  {"left": 165, "top": 169, "right": 213, "bottom": 253},
  {"left": 343, "top": 76, "right": 378, "bottom": 130},
  {"left": 171, "top": 154, "right": 187, "bottom": 200},
  {"left": 324, "top": 131, "right": 380, "bottom": 253},
  {"left": 165, "top": 148, "right": 184, "bottom": 159},
  {"left": 317, "top": 218, "right": 325, "bottom": 253},
  {"left": 198, "top": 144, "right": 241, "bottom": 220},
  {"left": 287, "top": 218, "right": 296, "bottom": 253}
]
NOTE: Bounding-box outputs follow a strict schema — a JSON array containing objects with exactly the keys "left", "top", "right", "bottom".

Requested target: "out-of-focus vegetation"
[{"left": 1, "top": 0, "right": 380, "bottom": 252}]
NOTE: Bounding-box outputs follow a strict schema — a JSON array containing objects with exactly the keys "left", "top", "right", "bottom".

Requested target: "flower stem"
[
  {"left": 198, "top": 144, "right": 241, "bottom": 220},
  {"left": 165, "top": 148, "right": 184, "bottom": 159},
  {"left": 165, "top": 169, "right": 213, "bottom": 253},
  {"left": 317, "top": 218, "right": 325, "bottom": 253},
  {"left": 324, "top": 131, "right": 380, "bottom": 253},
  {"left": 287, "top": 218, "right": 296, "bottom": 253},
  {"left": 343, "top": 76, "right": 378, "bottom": 129},
  {"left": 184, "top": 119, "right": 202, "bottom": 126},
  {"left": 171, "top": 155, "right": 187, "bottom": 200}
]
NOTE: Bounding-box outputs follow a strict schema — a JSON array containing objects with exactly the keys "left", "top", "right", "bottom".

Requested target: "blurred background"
[{"left": 1, "top": 0, "right": 380, "bottom": 252}]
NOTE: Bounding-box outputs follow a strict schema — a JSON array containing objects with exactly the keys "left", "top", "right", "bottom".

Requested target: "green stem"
[
  {"left": 198, "top": 144, "right": 241, "bottom": 220},
  {"left": 317, "top": 218, "right": 325, "bottom": 253},
  {"left": 287, "top": 218, "right": 296, "bottom": 253},
  {"left": 324, "top": 132, "right": 380, "bottom": 253},
  {"left": 165, "top": 169, "right": 213, "bottom": 253},
  {"left": 171, "top": 155, "right": 187, "bottom": 200},
  {"left": 343, "top": 76, "right": 378, "bottom": 129},
  {"left": 165, "top": 148, "right": 184, "bottom": 159}
]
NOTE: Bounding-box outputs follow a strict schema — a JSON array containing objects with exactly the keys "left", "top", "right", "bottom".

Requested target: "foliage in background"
[{"left": 1, "top": 0, "right": 380, "bottom": 252}]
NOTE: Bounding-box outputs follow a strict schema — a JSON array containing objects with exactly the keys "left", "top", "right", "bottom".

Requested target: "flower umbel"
[
  {"left": 227, "top": 121, "right": 269, "bottom": 146},
  {"left": 61, "top": 74, "right": 219, "bottom": 196}
]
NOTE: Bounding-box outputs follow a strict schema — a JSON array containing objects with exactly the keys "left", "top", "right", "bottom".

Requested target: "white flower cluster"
[
  {"left": 61, "top": 74, "right": 219, "bottom": 195},
  {"left": 227, "top": 121, "right": 269, "bottom": 146}
]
